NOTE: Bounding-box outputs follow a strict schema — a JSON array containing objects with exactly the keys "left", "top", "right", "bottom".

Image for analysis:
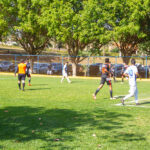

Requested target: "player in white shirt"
[
  {"left": 61, "top": 62, "right": 71, "bottom": 83},
  {"left": 121, "top": 59, "right": 139, "bottom": 105}
]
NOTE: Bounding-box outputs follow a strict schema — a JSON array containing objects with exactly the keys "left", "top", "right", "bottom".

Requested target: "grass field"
[{"left": 0, "top": 74, "right": 150, "bottom": 150}]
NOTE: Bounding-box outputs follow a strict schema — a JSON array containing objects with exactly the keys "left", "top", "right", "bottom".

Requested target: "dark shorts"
[
  {"left": 100, "top": 76, "right": 111, "bottom": 85},
  {"left": 18, "top": 74, "right": 26, "bottom": 81},
  {"left": 26, "top": 73, "right": 31, "bottom": 77}
]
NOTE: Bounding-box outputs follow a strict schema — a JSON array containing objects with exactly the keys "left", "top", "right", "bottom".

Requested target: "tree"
[
  {"left": 111, "top": 0, "right": 145, "bottom": 64},
  {"left": 41, "top": 0, "right": 111, "bottom": 76},
  {"left": 1, "top": 0, "right": 50, "bottom": 55},
  {"left": 138, "top": 41, "right": 150, "bottom": 56},
  {"left": 0, "top": 1, "right": 8, "bottom": 40}
]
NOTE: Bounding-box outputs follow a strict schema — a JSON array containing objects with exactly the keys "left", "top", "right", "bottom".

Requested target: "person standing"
[
  {"left": 25, "top": 58, "right": 32, "bottom": 86},
  {"left": 121, "top": 59, "right": 139, "bottom": 105},
  {"left": 93, "top": 58, "right": 115, "bottom": 100},
  {"left": 15, "top": 59, "right": 27, "bottom": 91},
  {"left": 61, "top": 62, "right": 71, "bottom": 83},
  {"left": 121, "top": 63, "right": 128, "bottom": 83},
  {"left": 111, "top": 65, "right": 116, "bottom": 82}
]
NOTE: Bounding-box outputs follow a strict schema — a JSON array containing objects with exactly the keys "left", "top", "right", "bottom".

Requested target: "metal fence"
[{"left": 0, "top": 54, "right": 150, "bottom": 78}]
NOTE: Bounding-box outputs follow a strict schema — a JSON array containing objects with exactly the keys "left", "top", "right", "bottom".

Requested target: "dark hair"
[
  {"left": 131, "top": 59, "right": 136, "bottom": 65},
  {"left": 20, "top": 59, "right": 24, "bottom": 63},
  {"left": 105, "top": 58, "right": 110, "bottom": 63}
]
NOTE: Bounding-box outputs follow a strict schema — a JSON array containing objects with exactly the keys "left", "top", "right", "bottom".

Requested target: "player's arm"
[
  {"left": 123, "top": 68, "right": 129, "bottom": 77},
  {"left": 123, "top": 73, "right": 129, "bottom": 77},
  {"left": 135, "top": 70, "right": 139, "bottom": 78}
]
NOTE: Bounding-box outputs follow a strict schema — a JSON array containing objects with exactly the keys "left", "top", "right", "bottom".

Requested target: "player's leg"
[
  {"left": 28, "top": 74, "right": 31, "bottom": 86},
  {"left": 108, "top": 83, "right": 113, "bottom": 99},
  {"left": 93, "top": 77, "right": 105, "bottom": 99},
  {"left": 22, "top": 75, "right": 26, "bottom": 91},
  {"left": 121, "top": 86, "right": 135, "bottom": 105},
  {"left": 134, "top": 86, "right": 139, "bottom": 105},
  {"left": 121, "top": 74, "right": 124, "bottom": 82},
  {"left": 66, "top": 74, "right": 71, "bottom": 83},
  {"left": 61, "top": 75, "right": 65, "bottom": 83},
  {"left": 113, "top": 73, "right": 116, "bottom": 82},
  {"left": 93, "top": 84, "right": 104, "bottom": 100},
  {"left": 18, "top": 74, "right": 21, "bottom": 90}
]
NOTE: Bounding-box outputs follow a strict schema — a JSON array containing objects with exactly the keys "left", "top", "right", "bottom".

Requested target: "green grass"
[{"left": 0, "top": 74, "right": 150, "bottom": 150}]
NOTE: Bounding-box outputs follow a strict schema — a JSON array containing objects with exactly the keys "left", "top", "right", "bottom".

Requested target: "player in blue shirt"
[{"left": 25, "top": 58, "right": 32, "bottom": 86}]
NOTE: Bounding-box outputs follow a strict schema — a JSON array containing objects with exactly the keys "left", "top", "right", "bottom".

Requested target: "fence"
[{"left": 0, "top": 54, "right": 150, "bottom": 78}]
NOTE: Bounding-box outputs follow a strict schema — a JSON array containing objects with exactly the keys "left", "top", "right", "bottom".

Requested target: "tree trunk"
[
  {"left": 72, "top": 62, "right": 77, "bottom": 76},
  {"left": 122, "top": 57, "right": 131, "bottom": 65}
]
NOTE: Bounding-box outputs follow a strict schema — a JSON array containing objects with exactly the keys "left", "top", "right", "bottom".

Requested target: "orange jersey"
[{"left": 18, "top": 63, "right": 26, "bottom": 74}]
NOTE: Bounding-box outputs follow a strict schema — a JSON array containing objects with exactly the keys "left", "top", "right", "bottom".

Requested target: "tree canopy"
[{"left": 0, "top": 0, "right": 150, "bottom": 71}]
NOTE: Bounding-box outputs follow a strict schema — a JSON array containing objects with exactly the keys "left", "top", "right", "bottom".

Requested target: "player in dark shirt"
[
  {"left": 110, "top": 65, "right": 116, "bottom": 82},
  {"left": 25, "top": 58, "right": 32, "bottom": 86},
  {"left": 93, "top": 58, "right": 115, "bottom": 100}
]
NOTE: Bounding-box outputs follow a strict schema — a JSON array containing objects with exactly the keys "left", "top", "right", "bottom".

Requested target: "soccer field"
[{"left": 0, "top": 74, "right": 150, "bottom": 150}]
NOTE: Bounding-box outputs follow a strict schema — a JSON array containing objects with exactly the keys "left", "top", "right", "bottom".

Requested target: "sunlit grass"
[{"left": 0, "top": 74, "right": 150, "bottom": 150}]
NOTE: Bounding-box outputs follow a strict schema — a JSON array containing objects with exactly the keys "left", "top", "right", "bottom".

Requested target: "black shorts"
[
  {"left": 100, "top": 76, "right": 111, "bottom": 85},
  {"left": 26, "top": 73, "right": 31, "bottom": 77},
  {"left": 18, "top": 74, "right": 26, "bottom": 81}
]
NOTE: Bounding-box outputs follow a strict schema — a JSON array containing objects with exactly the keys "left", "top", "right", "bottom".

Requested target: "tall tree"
[
  {"left": 111, "top": 0, "right": 145, "bottom": 64},
  {"left": 0, "top": 1, "right": 8, "bottom": 40},
  {"left": 1, "top": 0, "right": 50, "bottom": 55},
  {"left": 41, "top": 0, "right": 111, "bottom": 76}
]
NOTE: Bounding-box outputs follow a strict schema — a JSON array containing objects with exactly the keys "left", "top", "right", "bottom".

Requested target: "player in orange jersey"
[
  {"left": 93, "top": 58, "right": 115, "bottom": 100},
  {"left": 15, "top": 59, "right": 27, "bottom": 91}
]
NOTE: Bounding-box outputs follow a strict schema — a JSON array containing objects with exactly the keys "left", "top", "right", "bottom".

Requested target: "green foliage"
[
  {"left": 1, "top": 0, "right": 50, "bottom": 54},
  {"left": 138, "top": 41, "right": 150, "bottom": 56},
  {"left": 111, "top": 48, "right": 119, "bottom": 53}
]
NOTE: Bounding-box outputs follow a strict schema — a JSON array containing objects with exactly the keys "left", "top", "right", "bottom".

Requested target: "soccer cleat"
[
  {"left": 28, "top": 83, "right": 32, "bottom": 86},
  {"left": 121, "top": 99, "right": 125, "bottom": 105},
  {"left": 136, "top": 103, "right": 140, "bottom": 105},
  {"left": 92, "top": 94, "right": 96, "bottom": 100}
]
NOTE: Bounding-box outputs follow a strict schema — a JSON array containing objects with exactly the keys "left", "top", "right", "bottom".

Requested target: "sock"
[
  {"left": 23, "top": 83, "right": 25, "bottom": 91},
  {"left": 110, "top": 90, "right": 113, "bottom": 98},
  {"left": 18, "top": 83, "right": 21, "bottom": 89},
  {"left": 29, "top": 78, "right": 31, "bottom": 84},
  {"left": 95, "top": 88, "right": 100, "bottom": 95}
]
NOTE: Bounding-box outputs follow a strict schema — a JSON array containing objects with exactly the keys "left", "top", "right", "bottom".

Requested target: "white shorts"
[{"left": 63, "top": 71, "right": 68, "bottom": 77}]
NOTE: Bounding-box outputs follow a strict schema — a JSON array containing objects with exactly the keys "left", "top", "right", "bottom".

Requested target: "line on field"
[{"left": 114, "top": 98, "right": 150, "bottom": 108}]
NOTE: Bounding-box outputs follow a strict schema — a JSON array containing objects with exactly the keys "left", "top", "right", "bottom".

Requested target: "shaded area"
[
  {"left": 139, "top": 101, "right": 150, "bottom": 105},
  {"left": 114, "top": 95, "right": 125, "bottom": 99},
  {"left": 25, "top": 88, "right": 51, "bottom": 91},
  {"left": 109, "top": 133, "right": 145, "bottom": 143},
  {"left": 31, "top": 84, "right": 49, "bottom": 86},
  {"left": 0, "top": 106, "right": 139, "bottom": 149}
]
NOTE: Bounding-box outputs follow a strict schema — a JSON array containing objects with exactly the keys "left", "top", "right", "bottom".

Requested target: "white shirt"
[
  {"left": 124, "top": 65, "right": 138, "bottom": 86},
  {"left": 62, "top": 64, "right": 68, "bottom": 76}
]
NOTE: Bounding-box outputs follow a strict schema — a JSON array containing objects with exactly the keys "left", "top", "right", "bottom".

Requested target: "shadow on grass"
[
  {"left": 26, "top": 88, "right": 51, "bottom": 91},
  {"left": 109, "top": 133, "right": 146, "bottom": 143},
  {"left": 31, "top": 84, "right": 48, "bottom": 86},
  {"left": 114, "top": 95, "right": 125, "bottom": 99},
  {"left": 140, "top": 101, "right": 150, "bottom": 105},
  {"left": 0, "top": 106, "right": 141, "bottom": 149}
]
